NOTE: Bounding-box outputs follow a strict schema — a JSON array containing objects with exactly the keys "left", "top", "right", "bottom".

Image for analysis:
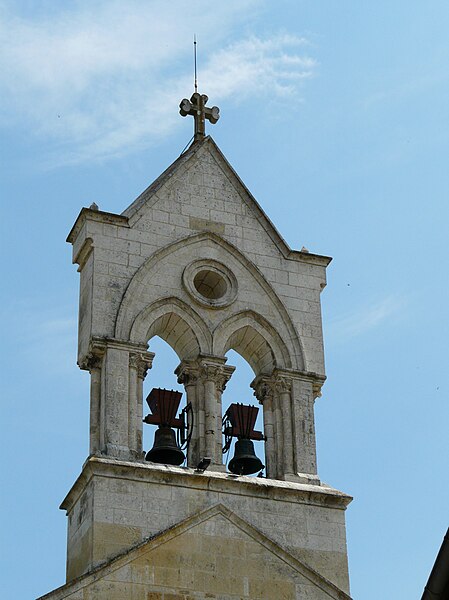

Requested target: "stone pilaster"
[
  {"left": 289, "top": 371, "right": 325, "bottom": 484},
  {"left": 252, "top": 369, "right": 324, "bottom": 484},
  {"left": 273, "top": 373, "right": 295, "bottom": 478},
  {"left": 270, "top": 369, "right": 324, "bottom": 484},
  {"left": 79, "top": 338, "right": 151, "bottom": 461},
  {"left": 79, "top": 343, "right": 105, "bottom": 456},
  {"left": 251, "top": 375, "right": 277, "bottom": 479},
  {"left": 129, "top": 351, "right": 154, "bottom": 458}
]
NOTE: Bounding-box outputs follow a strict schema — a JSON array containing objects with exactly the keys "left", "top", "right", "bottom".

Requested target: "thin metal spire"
[{"left": 194, "top": 34, "right": 198, "bottom": 93}]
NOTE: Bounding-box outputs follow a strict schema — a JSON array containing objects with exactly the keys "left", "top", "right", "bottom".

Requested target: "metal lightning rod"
[{"left": 194, "top": 34, "right": 198, "bottom": 93}]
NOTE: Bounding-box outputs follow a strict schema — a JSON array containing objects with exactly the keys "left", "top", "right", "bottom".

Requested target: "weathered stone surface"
[
  {"left": 59, "top": 458, "right": 351, "bottom": 595},
  {"left": 67, "top": 137, "right": 330, "bottom": 480},
  {"left": 39, "top": 504, "right": 350, "bottom": 600},
  {"left": 68, "top": 138, "right": 330, "bottom": 377},
  {"left": 45, "top": 135, "right": 353, "bottom": 600}
]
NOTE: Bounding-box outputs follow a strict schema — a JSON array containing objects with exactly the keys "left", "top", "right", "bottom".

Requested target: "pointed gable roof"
[
  {"left": 38, "top": 504, "right": 351, "bottom": 600},
  {"left": 122, "top": 136, "right": 331, "bottom": 266}
]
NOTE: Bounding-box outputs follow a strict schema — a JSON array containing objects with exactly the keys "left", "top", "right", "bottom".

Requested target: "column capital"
[
  {"left": 273, "top": 368, "right": 326, "bottom": 397},
  {"left": 79, "top": 337, "right": 150, "bottom": 371},
  {"left": 273, "top": 374, "right": 293, "bottom": 394},
  {"left": 129, "top": 351, "right": 154, "bottom": 380},
  {"left": 78, "top": 342, "right": 106, "bottom": 371},
  {"left": 250, "top": 375, "right": 275, "bottom": 404},
  {"left": 175, "top": 360, "right": 201, "bottom": 386},
  {"left": 196, "top": 356, "right": 235, "bottom": 391}
]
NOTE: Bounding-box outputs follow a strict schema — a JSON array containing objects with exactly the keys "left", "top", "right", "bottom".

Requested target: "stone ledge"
[
  {"left": 67, "top": 207, "right": 129, "bottom": 245},
  {"left": 60, "top": 456, "right": 352, "bottom": 514}
]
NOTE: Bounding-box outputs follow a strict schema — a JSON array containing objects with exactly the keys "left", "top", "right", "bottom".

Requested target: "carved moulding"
[
  {"left": 129, "top": 351, "right": 154, "bottom": 380},
  {"left": 78, "top": 337, "right": 152, "bottom": 372}
]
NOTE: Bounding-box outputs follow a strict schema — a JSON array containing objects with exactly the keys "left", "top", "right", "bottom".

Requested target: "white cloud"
[
  {"left": 328, "top": 294, "right": 405, "bottom": 345},
  {"left": 0, "top": 1, "right": 316, "bottom": 165}
]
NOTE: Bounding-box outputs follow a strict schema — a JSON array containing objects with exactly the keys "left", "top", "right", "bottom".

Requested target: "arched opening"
[
  {"left": 221, "top": 349, "right": 265, "bottom": 476},
  {"left": 146, "top": 311, "right": 201, "bottom": 360},
  {"left": 224, "top": 326, "right": 275, "bottom": 375},
  {"left": 142, "top": 336, "right": 186, "bottom": 463}
]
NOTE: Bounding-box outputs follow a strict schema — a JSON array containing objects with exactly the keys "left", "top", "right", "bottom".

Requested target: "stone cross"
[{"left": 179, "top": 92, "right": 220, "bottom": 141}]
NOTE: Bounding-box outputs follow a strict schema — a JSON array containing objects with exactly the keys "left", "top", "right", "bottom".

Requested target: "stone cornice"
[
  {"left": 66, "top": 207, "right": 129, "bottom": 245},
  {"left": 60, "top": 456, "right": 352, "bottom": 514}
]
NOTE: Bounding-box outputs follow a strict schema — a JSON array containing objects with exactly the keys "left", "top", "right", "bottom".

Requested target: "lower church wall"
[{"left": 62, "top": 458, "right": 351, "bottom": 594}]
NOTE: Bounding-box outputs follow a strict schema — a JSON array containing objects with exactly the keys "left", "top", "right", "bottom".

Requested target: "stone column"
[
  {"left": 274, "top": 373, "right": 295, "bottom": 478},
  {"left": 79, "top": 338, "right": 149, "bottom": 461},
  {"left": 289, "top": 372, "right": 324, "bottom": 484},
  {"left": 197, "top": 356, "right": 235, "bottom": 470},
  {"left": 175, "top": 360, "right": 201, "bottom": 468},
  {"left": 80, "top": 343, "right": 105, "bottom": 456},
  {"left": 129, "top": 351, "right": 154, "bottom": 459},
  {"left": 251, "top": 375, "right": 277, "bottom": 479}
]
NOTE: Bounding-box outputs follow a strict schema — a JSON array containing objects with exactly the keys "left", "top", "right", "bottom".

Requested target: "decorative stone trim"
[
  {"left": 175, "top": 361, "right": 200, "bottom": 386},
  {"left": 129, "top": 351, "right": 154, "bottom": 380},
  {"left": 272, "top": 368, "right": 326, "bottom": 399},
  {"left": 197, "top": 357, "right": 235, "bottom": 391},
  {"left": 182, "top": 259, "right": 238, "bottom": 309},
  {"left": 273, "top": 374, "right": 293, "bottom": 394},
  {"left": 78, "top": 342, "right": 106, "bottom": 371},
  {"left": 251, "top": 375, "right": 275, "bottom": 405}
]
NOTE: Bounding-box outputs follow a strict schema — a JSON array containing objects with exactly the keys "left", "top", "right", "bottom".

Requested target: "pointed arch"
[
  {"left": 213, "top": 311, "right": 292, "bottom": 376},
  {"left": 129, "top": 297, "right": 212, "bottom": 360},
  {"left": 115, "top": 231, "right": 305, "bottom": 370}
]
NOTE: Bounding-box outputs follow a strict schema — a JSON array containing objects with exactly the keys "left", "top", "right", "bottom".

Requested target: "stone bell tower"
[{"left": 39, "top": 91, "right": 352, "bottom": 600}]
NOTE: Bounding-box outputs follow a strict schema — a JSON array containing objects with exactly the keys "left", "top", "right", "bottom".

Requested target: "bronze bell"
[
  {"left": 145, "top": 426, "right": 185, "bottom": 466},
  {"left": 228, "top": 438, "right": 264, "bottom": 475}
]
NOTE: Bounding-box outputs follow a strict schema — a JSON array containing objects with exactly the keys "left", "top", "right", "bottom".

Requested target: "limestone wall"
[
  {"left": 62, "top": 458, "right": 351, "bottom": 594},
  {"left": 68, "top": 138, "right": 330, "bottom": 376}
]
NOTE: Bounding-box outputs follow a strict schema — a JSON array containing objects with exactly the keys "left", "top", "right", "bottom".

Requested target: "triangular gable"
[
  {"left": 38, "top": 504, "right": 351, "bottom": 600},
  {"left": 122, "top": 137, "right": 328, "bottom": 264}
]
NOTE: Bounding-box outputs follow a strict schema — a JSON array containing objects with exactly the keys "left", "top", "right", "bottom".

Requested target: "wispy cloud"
[
  {"left": 0, "top": 1, "right": 316, "bottom": 165},
  {"left": 328, "top": 294, "right": 405, "bottom": 345},
  {"left": 1, "top": 302, "right": 78, "bottom": 377}
]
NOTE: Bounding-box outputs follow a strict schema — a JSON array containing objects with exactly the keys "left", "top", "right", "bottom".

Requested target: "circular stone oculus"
[{"left": 183, "top": 260, "right": 238, "bottom": 308}]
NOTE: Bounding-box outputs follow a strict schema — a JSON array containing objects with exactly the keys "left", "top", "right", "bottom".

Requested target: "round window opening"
[
  {"left": 193, "top": 269, "right": 227, "bottom": 300},
  {"left": 183, "top": 260, "right": 238, "bottom": 308}
]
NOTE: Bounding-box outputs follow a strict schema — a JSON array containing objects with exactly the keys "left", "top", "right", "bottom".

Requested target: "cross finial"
[{"left": 179, "top": 93, "right": 220, "bottom": 141}]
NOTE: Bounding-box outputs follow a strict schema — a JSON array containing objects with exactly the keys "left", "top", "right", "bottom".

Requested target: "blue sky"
[{"left": 1, "top": 1, "right": 448, "bottom": 598}]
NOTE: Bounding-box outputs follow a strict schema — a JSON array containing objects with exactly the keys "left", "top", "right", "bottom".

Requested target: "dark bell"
[
  {"left": 145, "top": 427, "right": 185, "bottom": 466},
  {"left": 228, "top": 439, "right": 264, "bottom": 476}
]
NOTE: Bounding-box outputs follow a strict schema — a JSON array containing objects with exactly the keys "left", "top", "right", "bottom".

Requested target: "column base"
[
  {"left": 282, "top": 473, "right": 321, "bottom": 486},
  {"left": 104, "top": 443, "right": 139, "bottom": 462},
  {"left": 208, "top": 463, "right": 227, "bottom": 473}
]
